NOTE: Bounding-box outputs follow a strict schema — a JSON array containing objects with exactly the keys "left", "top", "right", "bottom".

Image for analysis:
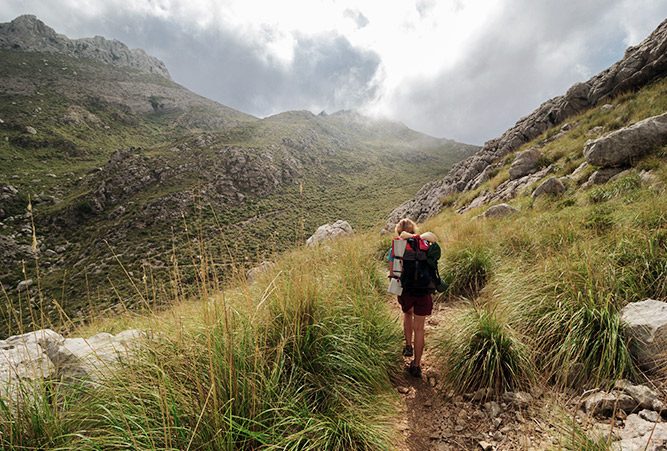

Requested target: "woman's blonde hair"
[{"left": 394, "top": 218, "right": 417, "bottom": 236}]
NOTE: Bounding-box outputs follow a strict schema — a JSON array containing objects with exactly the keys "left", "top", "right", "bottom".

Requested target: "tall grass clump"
[
  {"left": 0, "top": 236, "right": 402, "bottom": 450},
  {"left": 440, "top": 243, "right": 494, "bottom": 298},
  {"left": 501, "top": 257, "right": 636, "bottom": 388},
  {"left": 434, "top": 306, "right": 534, "bottom": 396}
]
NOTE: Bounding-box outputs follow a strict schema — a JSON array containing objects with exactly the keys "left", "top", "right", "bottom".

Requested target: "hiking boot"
[
  {"left": 408, "top": 361, "right": 422, "bottom": 378},
  {"left": 402, "top": 345, "right": 414, "bottom": 357}
]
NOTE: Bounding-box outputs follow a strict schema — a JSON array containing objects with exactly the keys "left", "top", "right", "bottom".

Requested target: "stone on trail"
[{"left": 584, "top": 391, "right": 638, "bottom": 416}]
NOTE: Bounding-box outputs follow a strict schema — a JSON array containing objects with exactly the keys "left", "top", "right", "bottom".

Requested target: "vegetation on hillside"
[
  {"left": 1, "top": 236, "right": 402, "bottom": 450},
  {"left": 0, "top": 48, "right": 477, "bottom": 335},
  {"left": 427, "top": 77, "right": 667, "bottom": 394}
]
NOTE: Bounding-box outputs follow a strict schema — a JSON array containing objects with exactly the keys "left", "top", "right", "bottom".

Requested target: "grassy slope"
[{"left": 428, "top": 77, "right": 667, "bottom": 393}]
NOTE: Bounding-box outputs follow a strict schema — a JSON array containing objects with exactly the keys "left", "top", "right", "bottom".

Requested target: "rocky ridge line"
[
  {"left": 386, "top": 18, "right": 667, "bottom": 230},
  {"left": 0, "top": 15, "right": 170, "bottom": 79}
]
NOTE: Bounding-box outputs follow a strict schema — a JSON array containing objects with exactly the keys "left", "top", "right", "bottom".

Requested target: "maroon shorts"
[{"left": 398, "top": 294, "right": 433, "bottom": 316}]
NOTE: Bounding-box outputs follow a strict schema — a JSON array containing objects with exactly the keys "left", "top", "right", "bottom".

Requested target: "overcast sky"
[{"left": 1, "top": 1, "right": 666, "bottom": 144}]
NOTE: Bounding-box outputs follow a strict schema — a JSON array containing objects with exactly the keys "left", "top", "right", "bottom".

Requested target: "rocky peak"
[
  {"left": 386, "top": 18, "right": 667, "bottom": 230},
  {"left": 0, "top": 15, "right": 170, "bottom": 79}
]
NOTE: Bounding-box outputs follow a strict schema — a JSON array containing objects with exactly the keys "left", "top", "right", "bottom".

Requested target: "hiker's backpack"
[{"left": 398, "top": 236, "right": 439, "bottom": 296}]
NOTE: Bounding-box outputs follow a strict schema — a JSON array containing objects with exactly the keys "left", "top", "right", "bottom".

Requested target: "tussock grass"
[
  {"left": 0, "top": 236, "right": 402, "bottom": 450},
  {"left": 440, "top": 243, "right": 494, "bottom": 299},
  {"left": 434, "top": 306, "right": 534, "bottom": 396}
]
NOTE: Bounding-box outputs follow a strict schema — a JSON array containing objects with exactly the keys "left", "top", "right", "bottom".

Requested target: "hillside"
[
  {"left": 387, "top": 17, "right": 667, "bottom": 229},
  {"left": 0, "top": 15, "right": 477, "bottom": 334}
]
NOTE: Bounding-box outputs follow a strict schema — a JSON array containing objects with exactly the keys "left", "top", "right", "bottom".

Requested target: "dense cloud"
[{"left": 0, "top": 0, "right": 666, "bottom": 144}]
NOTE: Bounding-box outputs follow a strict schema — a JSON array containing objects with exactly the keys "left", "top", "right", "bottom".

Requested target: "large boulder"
[
  {"left": 621, "top": 299, "right": 667, "bottom": 371},
  {"left": 532, "top": 177, "right": 566, "bottom": 198},
  {"left": 509, "top": 148, "right": 543, "bottom": 180},
  {"left": 306, "top": 220, "right": 354, "bottom": 246},
  {"left": 46, "top": 329, "right": 145, "bottom": 380},
  {"left": 584, "top": 113, "right": 667, "bottom": 167}
]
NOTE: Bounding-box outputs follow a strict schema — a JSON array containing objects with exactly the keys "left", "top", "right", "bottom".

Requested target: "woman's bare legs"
[
  {"left": 403, "top": 309, "right": 414, "bottom": 346},
  {"left": 413, "top": 314, "right": 426, "bottom": 367}
]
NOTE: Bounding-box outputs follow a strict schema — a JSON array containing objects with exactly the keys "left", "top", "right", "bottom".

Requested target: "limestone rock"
[
  {"left": 24, "top": 126, "right": 37, "bottom": 135},
  {"left": 483, "top": 203, "right": 518, "bottom": 219},
  {"left": 586, "top": 167, "right": 626, "bottom": 185},
  {"left": 509, "top": 148, "right": 543, "bottom": 180},
  {"left": 613, "top": 414, "right": 667, "bottom": 450},
  {"left": 532, "top": 177, "right": 566, "bottom": 198},
  {"left": 584, "top": 391, "right": 638, "bottom": 416},
  {"left": 306, "top": 220, "right": 354, "bottom": 246},
  {"left": 615, "top": 380, "right": 664, "bottom": 412},
  {"left": 584, "top": 113, "right": 667, "bottom": 167},
  {"left": 16, "top": 279, "right": 33, "bottom": 291},
  {"left": 0, "top": 329, "right": 63, "bottom": 401},
  {"left": 46, "top": 329, "right": 145, "bottom": 380},
  {"left": 621, "top": 299, "right": 667, "bottom": 371}
]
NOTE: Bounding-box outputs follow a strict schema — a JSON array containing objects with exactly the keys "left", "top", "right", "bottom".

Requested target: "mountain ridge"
[
  {"left": 0, "top": 15, "right": 171, "bottom": 79},
  {"left": 386, "top": 17, "right": 667, "bottom": 229}
]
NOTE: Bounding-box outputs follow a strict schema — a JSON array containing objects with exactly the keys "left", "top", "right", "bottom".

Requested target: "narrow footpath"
[{"left": 389, "top": 298, "right": 559, "bottom": 451}]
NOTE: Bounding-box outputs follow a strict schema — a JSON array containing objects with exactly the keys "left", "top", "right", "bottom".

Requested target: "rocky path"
[{"left": 389, "top": 298, "right": 558, "bottom": 451}]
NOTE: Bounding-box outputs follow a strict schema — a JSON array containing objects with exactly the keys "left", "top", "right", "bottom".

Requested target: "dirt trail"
[{"left": 389, "top": 298, "right": 559, "bottom": 451}]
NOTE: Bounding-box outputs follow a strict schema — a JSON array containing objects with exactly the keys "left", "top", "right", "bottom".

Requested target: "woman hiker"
[{"left": 387, "top": 218, "right": 443, "bottom": 378}]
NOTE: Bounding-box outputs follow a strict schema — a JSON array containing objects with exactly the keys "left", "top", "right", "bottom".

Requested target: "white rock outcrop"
[
  {"left": 306, "top": 220, "right": 354, "bottom": 246},
  {"left": 0, "top": 328, "right": 145, "bottom": 402},
  {"left": 584, "top": 113, "right": 667, "bottom": 168}
]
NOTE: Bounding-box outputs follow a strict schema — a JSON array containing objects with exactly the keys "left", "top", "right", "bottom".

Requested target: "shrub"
[
  {"left": 440, "top": 243, "right": 493, "bottom": 298},
  {"left": 435, "top": 307, "right": 534, "bottom": 396}
]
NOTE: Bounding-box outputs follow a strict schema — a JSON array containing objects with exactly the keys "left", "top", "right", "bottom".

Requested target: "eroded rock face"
[
  {"left": 584, "top": 113, "right": 667, "bottom": 167},
  {"left": 306, "top": 220, "right": 354, "bottom": 246},
  {"left": 386, "top": 18, "right": 667, "bottom": 230},
  {"left": 0, "top": 15, "right": 170, "bottom": 79},
  {"left": 621, "top": 299, "right": 667, "bottom": 371}
]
